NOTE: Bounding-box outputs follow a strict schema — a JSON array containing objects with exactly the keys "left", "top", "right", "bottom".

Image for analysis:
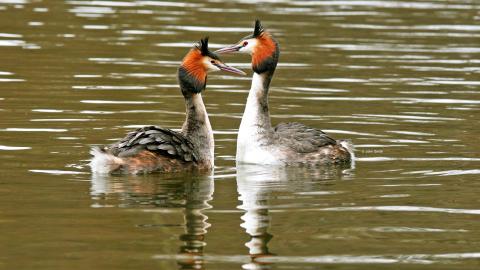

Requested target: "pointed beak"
[
  {"left": 214, "top": 62, "right": 246, "bottom": 75},
  {"left": 214, "top": 44, "right": 243, "bottom": 54}
]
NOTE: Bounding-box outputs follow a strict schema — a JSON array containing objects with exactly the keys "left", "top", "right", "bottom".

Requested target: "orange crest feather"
[
  {"left": 181, "top": 49, "right": 206, "bottom": 83},
  {"left": 252, "top": 33, "right": 276, "bottom": 67}
]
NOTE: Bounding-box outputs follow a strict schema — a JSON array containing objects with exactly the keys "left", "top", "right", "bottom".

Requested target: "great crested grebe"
[
  {"left": 215, "top": 20, "right": 354, "bottom": 166},
  {"left": 90, "top": 37, "right": 245, "bottom": 174}
]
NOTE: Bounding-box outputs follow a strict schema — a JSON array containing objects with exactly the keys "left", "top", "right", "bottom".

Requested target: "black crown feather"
[
  {"left": 196, "top": 37, "right": 210, "bottom": 56},
  {"left": 195, "top": 36, "right": 220, "bottom": 60},
  {"left": 253, "top": 19, "right": 265, "bottom": 38}
]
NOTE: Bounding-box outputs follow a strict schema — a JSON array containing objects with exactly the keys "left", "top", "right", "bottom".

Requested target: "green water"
[{"left": 1, "top": 0, "right": 480, "bottom": 269}]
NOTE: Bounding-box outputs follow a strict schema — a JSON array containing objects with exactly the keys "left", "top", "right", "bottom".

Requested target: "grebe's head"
[
  {"left": 215, "top": 20, "right": 279, "bottom": 74},
  {"left": 178, "top": 37, "right": 245, "bottom": 96}
]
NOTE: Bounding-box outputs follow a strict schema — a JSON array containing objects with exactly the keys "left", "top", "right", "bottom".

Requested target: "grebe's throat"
[
  {"left": 240, "top": 73, "right": 273, "bottom": 131},
  {"left": 181, "top": 93, "right": 214, "bottom": 164},
  {"left": 178, "top": 65, "right": 206, "bottom": 96}
]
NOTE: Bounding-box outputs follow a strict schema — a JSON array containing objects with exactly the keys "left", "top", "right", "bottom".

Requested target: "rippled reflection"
[
  {"left": 236, "top": 165, "right": 350, "bottom": 269},
  {"left": 91, "top": 174, "right": 213, "bottom": 269}
]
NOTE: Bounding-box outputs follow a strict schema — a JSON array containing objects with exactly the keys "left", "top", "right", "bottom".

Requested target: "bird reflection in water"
[
  {"left": 177, "top": 176, "right": 213, "bottom": 270},
  {"left": 236, "top": 164, "right": 351, "bottom": 270},
  {"left": 90, "top": 172, "right": 214, "bottom": 270}
]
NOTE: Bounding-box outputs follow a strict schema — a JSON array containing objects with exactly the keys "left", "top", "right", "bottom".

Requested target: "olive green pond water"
[{"left": 1, "top": 0, "right": 480, "bottom": 269}]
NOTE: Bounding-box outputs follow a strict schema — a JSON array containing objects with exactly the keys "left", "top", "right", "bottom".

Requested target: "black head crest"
[
  {"left": 253, "top": 19, "right": 265, "bottom": 38},
  {"left": 196, "top": 37, "right": 210, "bottom": 56},
  {"left": 195, "top": 36, "right": 220, "bottom": 60}
]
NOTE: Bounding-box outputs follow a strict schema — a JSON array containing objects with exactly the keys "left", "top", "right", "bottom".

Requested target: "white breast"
[
  {"left": 236, "top": 73, "right": 283, "bottom": 165},
  {"left": 236, "top": 131, "right": 281, "bottom": 165}
]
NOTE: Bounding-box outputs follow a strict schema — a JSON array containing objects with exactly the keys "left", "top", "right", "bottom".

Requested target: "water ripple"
[
  {"left": 335, "top": 23, "right": 480, "bottom": 31},
  {"left": 354, "top": 114, "right": 461, "bottom": 121},
  {"left": 318, "top": 206, "right": 480, "bottom": 215},
  {"left": 121, "top": 30, "right": 176, "bottom": 35},
  {"left": 318, "top": 44, "right": 480, "bottom": 54},
  {"left": 0, "top": 78, "right": 24, "bottom": 82},
  {"left": 292, "top": 97, "right": 480, "bottom": 105},
  {"left": 153, "top": 252, "right": 480, "bottom": 265},
  {"left": 2, "top": 128, "right": 68, "bottom": 132},
  {"left": 66, "top": 1, "right": 202, "bottom": 7},
  {"left": 70, "top": 6, "right": 114, "bottom": 18},
  {"left": 324, "top": 129, "right": 387, "bottom": 137},
  {"left": 0, "top": 40, "right": 25, "bottom": 46},
  {"left": 387, "top": 131, "right": 435, "bottom": 136},
  {"left": 358, "top": 157, "right": 480, "bottom": 162},
  {"left": 0, "top": 33, "right": 22, "bottom": 38},
  {"left": 30, "top": 118, "right": 92, "bottom": 122},
  {"left": 165, "top": 25, "right": 252, "bottom": 32},
  {"left": 80, "top": 100, "right": 157, "bottom": 104},
  {"left": 0, "top": 145, "right": 31, "bottom": 150},
  {"left": 424, "top": 169, "right": 480, "bottom": 176},
  {"left": 0, "top": 0, "right": 28, "bottom": 4},
  {"left": 291, "top": 1, "right": 477, "bottom": 10},
  {"left": 83, "top": 25, "right": 110, "bottom": 30},
  {"left": 31, "top": 109, "right": 65, "bottom": 113},
  {"left": 29, "top": 169, "right": 87, "bottom": 175},
  {"left": 73, "top": 85, "right": 149, "bottom": 90}
]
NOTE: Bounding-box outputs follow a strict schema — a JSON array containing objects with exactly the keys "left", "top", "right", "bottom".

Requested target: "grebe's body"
[
  {"left": 90, "top": 38, "right": 244, "bottom": 174},
  {"left": 90, "top": 122, "right": 211, "bottom": 174},
  {"left": 216, "top": 21, "right": 354, "bottom": 166}
]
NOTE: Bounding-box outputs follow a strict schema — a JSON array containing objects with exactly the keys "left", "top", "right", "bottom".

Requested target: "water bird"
[
  {"left": 215, "top": 20, "right": 354, "bottom": 166},
  {"left": 90, "top": 37, "right": 245, "bottom": 174}
]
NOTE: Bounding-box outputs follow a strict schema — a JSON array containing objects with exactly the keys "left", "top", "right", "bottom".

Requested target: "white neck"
[
  {"left": 236, "top": 73, "right": 277, "bottom": 164},
  {"left": 182, "top": 93, "right": 214, "bottom": 166},
  {"left": 239, "top": 72, "right": 272, "bottom": 131}
]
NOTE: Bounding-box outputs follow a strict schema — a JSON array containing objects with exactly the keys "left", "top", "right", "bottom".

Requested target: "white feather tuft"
[
  {"left": 339, "top": 140, "right": 355, "bottom": 162},
  {"left": 89, "top": 147, "right": 124, "bottom": 174}
]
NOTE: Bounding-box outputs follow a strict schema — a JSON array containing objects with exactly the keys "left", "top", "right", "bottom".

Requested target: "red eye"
[{"left": 243, "top": 41, "right": 248, "bottom": 46}]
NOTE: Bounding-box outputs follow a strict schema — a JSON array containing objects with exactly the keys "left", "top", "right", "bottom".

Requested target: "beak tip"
[{"left": 217, "top": 64, "right": 246, "bottom": 76}]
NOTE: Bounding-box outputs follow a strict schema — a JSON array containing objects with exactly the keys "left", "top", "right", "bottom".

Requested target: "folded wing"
[
  {"left": 274, "top": 122, "right": 337, "bottom": 153},
  {"left": 108, "top": 126, "right": 198, "bottom": 163}
]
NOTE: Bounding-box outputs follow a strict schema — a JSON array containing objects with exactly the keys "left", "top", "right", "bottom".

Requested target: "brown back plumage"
[{"left": 109, "top": 126, "right": 199, "bottom": 162}]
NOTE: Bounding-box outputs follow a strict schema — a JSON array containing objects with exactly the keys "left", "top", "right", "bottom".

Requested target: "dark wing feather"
[
  {"left": 108, "top": 126, "right": 198, "bottom": 162},
  {"left": 274, "top": 122, "right": 337, "bottom": 153}
]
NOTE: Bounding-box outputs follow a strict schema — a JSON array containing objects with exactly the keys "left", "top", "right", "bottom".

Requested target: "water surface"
[{"left": 1, "top": 0, "right": 479, "bottom": 269}]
